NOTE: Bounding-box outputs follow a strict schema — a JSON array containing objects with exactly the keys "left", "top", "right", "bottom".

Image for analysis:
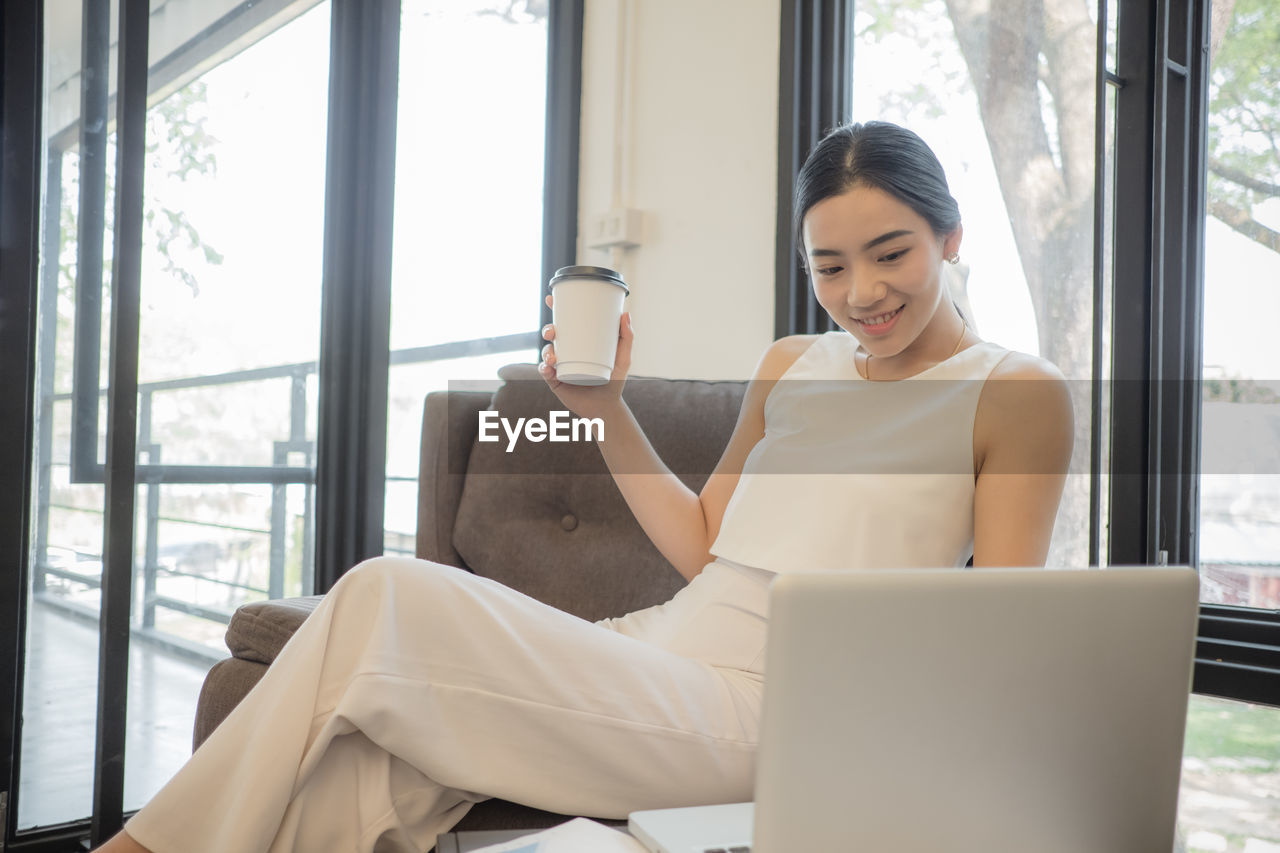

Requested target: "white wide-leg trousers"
[{"left": 124, "top": 556, "right": 772, "bottom": 853}]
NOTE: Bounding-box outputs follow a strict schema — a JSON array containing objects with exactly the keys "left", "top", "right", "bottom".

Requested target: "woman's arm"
[
  {"left": 971, "top": 353, "right": 1075, "bottom": 567},
  {"left": 604, "top": 334, "right": 813, "bottom": 580},
  {"left": 540, "top": 308, "right": 813, "bottom": 581}
]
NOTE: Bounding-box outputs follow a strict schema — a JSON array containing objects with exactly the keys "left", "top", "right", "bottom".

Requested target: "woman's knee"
[
  {"left": 320, "top": 558, "right": 481, "bottom": 656},
  {"left": 331, "top": 556, "right": 469, "bottom": 607}
]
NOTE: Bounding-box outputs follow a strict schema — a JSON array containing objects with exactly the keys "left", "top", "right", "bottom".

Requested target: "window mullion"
[
  {"left": 90, "top": 0, "right": 150, "bottom": 842},
  {"left": 539, "top": 0, "right": 585, "bottom": 333},
  {"left": 314, "top": 0, "right": 401, "bottom": 592}
]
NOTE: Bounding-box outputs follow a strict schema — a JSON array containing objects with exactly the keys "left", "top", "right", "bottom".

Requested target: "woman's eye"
[
  {"left": 879, "top": 249, "right": 908, "bottom": 263},
  {"left": 814, "top": 266, "right": 842, "bottom": 277}
]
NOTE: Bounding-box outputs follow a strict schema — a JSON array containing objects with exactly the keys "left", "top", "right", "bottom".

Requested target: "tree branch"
[
  {"left": 1210, "top": 199, "right": 1280, "bottom": 253},
  {"left": 1209, "top": 158, "right": 1280, "bottom": 196}
]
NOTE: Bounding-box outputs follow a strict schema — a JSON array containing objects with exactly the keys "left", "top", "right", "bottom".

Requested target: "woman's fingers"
[
  {"left": 611, "top": 312, "right": 633, "bottom": 378},
  {"left": 537, "top": 345, "right": 559, "bottom": 385},
  {"left": 540, "top": 309, "right": 632, "bottom": 389}
]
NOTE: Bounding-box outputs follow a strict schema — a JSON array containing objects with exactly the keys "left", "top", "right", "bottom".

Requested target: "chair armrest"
[{"left": 225, "top": 595, "right": 323, "bottom": 663}]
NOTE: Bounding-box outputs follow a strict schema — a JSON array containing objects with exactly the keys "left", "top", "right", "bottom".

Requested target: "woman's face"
[{"left": 803, "top": 184, "right": 962, "bottom": 364}]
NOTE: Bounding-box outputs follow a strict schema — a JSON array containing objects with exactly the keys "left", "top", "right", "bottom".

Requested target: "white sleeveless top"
[{"left": 709, "top": 331, "right": 1011, "bottom": 573}]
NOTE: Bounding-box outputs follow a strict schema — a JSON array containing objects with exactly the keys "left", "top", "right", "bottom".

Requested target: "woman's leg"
[
  {"left": 120, "top": 557, "right": 764, "bottom": 853},
  {"left": 93, "top": 831, "right": 149, "bottom": 853}
]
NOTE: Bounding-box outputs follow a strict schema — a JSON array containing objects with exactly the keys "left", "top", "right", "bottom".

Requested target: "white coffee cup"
[{"left": 548, "top": 265, "right": 630, "bottom": 386}]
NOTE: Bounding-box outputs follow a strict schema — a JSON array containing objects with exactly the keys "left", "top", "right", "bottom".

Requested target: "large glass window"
[
  {"left": 24, "top": 0, "right": 119, "bottom": 828},
  {"left": 1198, "top": 0, "right": 1280, "bottom": 611},
  {"left": 9, "top": 0, "right": 569, "bottom": 844},
  {"left": 24, "top": 0, "right": 330, "bottom": 828},
  {"left": 385, "top": 0, "right": 548, "bottom": 553},
  {"left": 851, "top": 0, "right": 1098, "bottom": 567},
  {"left": 1186, "top": 0, "right": 1280, "bottom": 834}
]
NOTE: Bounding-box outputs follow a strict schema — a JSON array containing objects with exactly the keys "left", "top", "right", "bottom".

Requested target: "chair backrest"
[{"left": 417, "top": 362, "right": 747, "bottom": 621}]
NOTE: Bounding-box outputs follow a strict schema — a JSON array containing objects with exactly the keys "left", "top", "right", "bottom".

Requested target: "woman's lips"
[{"left": 852, "top": 305, "right": 904, "bottom": 336}]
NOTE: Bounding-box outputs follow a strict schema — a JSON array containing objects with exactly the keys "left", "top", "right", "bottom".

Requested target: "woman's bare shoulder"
[
  {"left": 987, "top": 349, "right": 1067, "bottom": 384},
  {"left": 980, "top": 349, "right": 1071, "bottom": 422},
  {"left": 755, "top": 333, "right": 823, "bottom": 380},
  {"left": 975, "top": 348, "right": 1074, "bottom": 472}
]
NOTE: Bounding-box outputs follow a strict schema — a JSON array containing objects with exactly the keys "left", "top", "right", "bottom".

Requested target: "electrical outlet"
[{"left": 586, "top": 208, "right": 643, "bottom": 249}]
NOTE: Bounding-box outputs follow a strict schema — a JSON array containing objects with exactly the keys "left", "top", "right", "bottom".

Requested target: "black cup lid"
[{"left": 548, "top": 265, "right": 629, "bottom": 293}]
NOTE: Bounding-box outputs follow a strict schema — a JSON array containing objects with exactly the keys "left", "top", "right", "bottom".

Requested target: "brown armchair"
[{"left": 192, "top": 363, "right": 747, "bottom": 832}]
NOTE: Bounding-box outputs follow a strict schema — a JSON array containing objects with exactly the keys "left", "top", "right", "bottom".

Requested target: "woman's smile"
[{"left": 852, "top": 305, "right": 904, "bottom": 336}]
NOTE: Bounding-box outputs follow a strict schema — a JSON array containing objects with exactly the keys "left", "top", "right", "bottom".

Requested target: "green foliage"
[
  {"left": 855, "top": 0, "right": 1279, "bottom": 257},
  {"left": 57, "top": 78, "right": 223, "bottom": 303},
  {"left": 854, "top": 0, "right": 936, "bottom": 43},
  {"left": 1203, "top": 376, "right": 1280, "bottom": 403},
  {"left": 1207, "top": 0, "right": 1280, "bottom": 221},
  {"left": 145, "top": 79, "right": 224, "bottom": 295},
  {"left": 150, "top": 81, "right": 219, "bottom": 181},
  {"left": 48, "top": 78, "right": 224, "bottom": 395},
  {"left": 851, "top": 0, "right": 966, "bottom": 124}
]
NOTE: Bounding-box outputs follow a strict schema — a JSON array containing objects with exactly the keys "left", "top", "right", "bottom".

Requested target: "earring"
[{"left": 946, "top": 252, "right": 960, "bottom": 265}]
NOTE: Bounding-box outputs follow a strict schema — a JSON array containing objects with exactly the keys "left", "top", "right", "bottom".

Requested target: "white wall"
[{"left": 576, "top": 0, "right": 780, "bottom": 380}]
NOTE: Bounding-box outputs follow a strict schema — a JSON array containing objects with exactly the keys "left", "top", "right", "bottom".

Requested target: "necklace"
[{"left": 862, "top": 320, "right": 968, "bottom": 381}]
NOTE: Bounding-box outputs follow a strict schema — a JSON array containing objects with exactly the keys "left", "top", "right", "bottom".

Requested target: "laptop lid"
[{"left": 752, "top": 567, "right": 1200, "bottom": 853}]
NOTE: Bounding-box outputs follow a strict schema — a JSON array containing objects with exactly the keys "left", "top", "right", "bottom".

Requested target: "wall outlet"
[{"left": 586, "top": 208, "right": 644, "bottom": 249}]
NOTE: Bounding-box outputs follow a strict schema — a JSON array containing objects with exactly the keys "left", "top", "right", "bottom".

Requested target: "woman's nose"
[{"left": 847, "top": 270, "right": 886, "bottom": 307}]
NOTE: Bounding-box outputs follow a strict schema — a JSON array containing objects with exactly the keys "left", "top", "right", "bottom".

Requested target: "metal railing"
[{"left": 32, "top": 332, "right": 536, "bottom": 661}]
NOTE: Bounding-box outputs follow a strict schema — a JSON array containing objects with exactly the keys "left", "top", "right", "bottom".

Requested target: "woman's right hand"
[{"left": 538, "top": 292, "right": 633, "bottom": 421}]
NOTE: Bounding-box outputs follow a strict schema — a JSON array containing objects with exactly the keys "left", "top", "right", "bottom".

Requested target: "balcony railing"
[{"left": 32, "top": 331, "right": 537, "bottom": 662}]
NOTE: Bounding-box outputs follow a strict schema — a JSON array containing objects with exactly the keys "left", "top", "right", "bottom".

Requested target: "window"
[
  {"left": 385, "top": 0, "right": 550, "bottom": 555},
  {"left": 26, "top": 0, "right": 331, "bottom": 830},
  {"left": 1197, "top": 0, "right": 1280, "bottom": 611},
  {"left": 1189, "top": 0, "right": 1280, "bottom": 831},
  {"left": 4, "top": 0, "right": 579, "bottom": 844}
]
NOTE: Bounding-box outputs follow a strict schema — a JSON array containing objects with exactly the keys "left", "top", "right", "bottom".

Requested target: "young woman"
[{"left": 97, "top": 120, "right": 1071, "bottom": 853}]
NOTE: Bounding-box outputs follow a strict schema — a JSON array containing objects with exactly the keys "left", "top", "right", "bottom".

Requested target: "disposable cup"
[{"left": 548, "top": 265, "right": 630, "bottom": 385}]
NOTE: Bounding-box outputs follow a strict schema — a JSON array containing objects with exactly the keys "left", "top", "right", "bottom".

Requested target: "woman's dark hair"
[{"left": 793, "top": 121, "right": 961, "bottom": 253}]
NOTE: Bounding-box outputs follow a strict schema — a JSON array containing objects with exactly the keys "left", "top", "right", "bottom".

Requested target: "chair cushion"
[
  {"left": 451, "top": 364, "right": 745, "bottom": 622},
  {"left": 225, "top": 595, "right": 323, "bottom": 664}
]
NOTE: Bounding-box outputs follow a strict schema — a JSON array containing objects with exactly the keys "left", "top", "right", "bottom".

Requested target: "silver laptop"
[{"left": 629, "top": 567, "right": 1200, "bottom": 853}]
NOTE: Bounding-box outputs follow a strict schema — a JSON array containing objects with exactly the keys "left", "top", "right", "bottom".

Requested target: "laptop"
[{"left": 629, "top": 566, "right": 1200, "bottom": 853}]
